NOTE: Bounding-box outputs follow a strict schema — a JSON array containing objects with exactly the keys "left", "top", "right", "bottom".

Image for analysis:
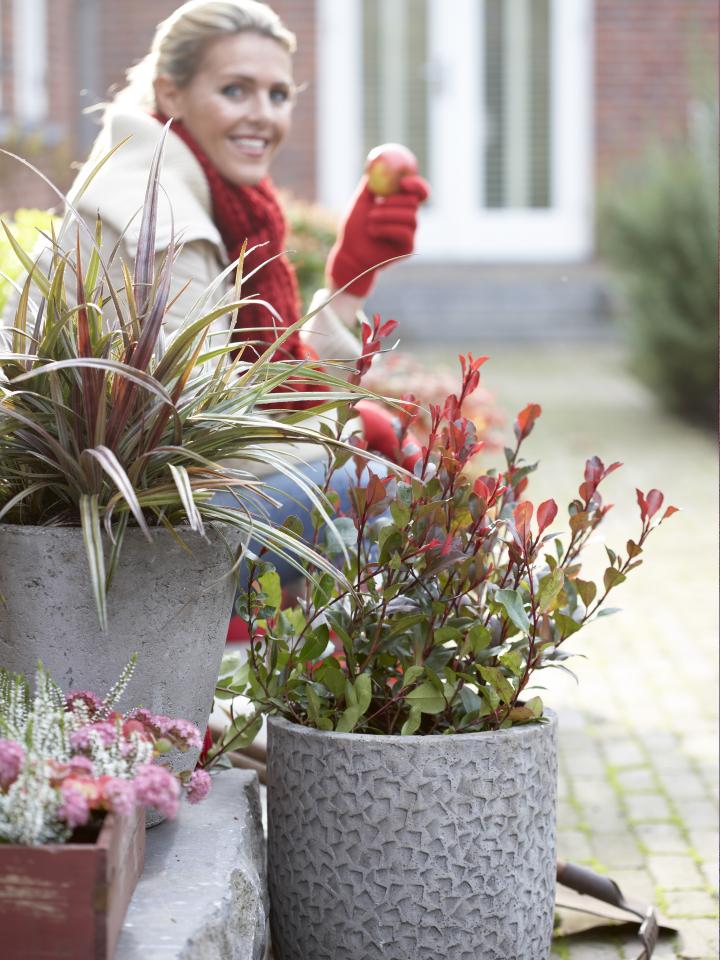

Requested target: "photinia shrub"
[{"left": 212, "top": 354, "right": 676, "bottom": 744}]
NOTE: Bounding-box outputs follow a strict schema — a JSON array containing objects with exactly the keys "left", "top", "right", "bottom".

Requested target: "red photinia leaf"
[
  {"left": 604, "top": 461, "right": 623, "bottom": 477},
  {"left": 515, "top": 476, "right": 529, "bottom": 497},
  {"left": 514, "top": 403, "right": 542, "bottom": 440},
  {"left": 474, "top": 477, "right": 491, "bottom": 501},
  {"left": 578, "top": 480, "right": 595, "bottom": 503},
  {"left": 366, "top": 473, "right": 390, "bottom": 508},
  {"left": 662, "top": 505, "right": 679, "bottom": 520},
  {"left": 513, "top": 500, "right": 533, "bottom": 540},
  {"left": 419, "top": 538, "right": 442, "bottom": 553},
  {"left": 537, "top": 499, "right": 558, "bottom": 533},
  {"left": 584, "top": 456, "right": 605, "bottom": 485},
  {"left": 440, "top": 534, "right": 454, "bottom": 556},
  {"left": 645, "top": 489, "right": 664, "bottom": 519},
  {"left": 459, "top": 353, "right": 489, "bottom": 376},
  {"left": 636, "top": 488, "right": 648, "bottom": 521}
]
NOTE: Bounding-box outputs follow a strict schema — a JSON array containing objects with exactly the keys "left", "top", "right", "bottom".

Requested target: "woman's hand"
[{"left": 326, "top": 174, "right": 430, "bottom": 298}]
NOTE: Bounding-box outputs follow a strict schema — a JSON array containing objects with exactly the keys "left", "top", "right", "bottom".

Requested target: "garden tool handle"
[
  {"left": 557, "top": 861, "right": 627, "bottom": 912},
  {"left": 557, "top": 860, "right": 659, "bottom": 959}
]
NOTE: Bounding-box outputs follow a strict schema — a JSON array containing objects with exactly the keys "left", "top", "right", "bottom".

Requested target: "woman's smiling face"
[{"left": 155, "top": 31, "right": 294, "bottom": 186}]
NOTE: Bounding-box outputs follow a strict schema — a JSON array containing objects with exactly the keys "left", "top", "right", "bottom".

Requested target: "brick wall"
[
  {"left": 2, "top": 1, "right": 716, "bottom": 211},
  {"left": 594, "top": 0, "right": 718, "bottom": 180}
]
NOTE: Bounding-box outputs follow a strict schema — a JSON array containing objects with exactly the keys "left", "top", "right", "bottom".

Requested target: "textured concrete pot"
[
  {"left": 0, "top": 523, "right": 237, "bottom": 817},
  {"left": 267, "top": 712, "right": 557, "bottom": 960}
]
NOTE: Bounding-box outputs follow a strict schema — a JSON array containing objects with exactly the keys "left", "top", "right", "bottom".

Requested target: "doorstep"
[{"left": 115, "top": 769, "right": 268, "bottom": 960}]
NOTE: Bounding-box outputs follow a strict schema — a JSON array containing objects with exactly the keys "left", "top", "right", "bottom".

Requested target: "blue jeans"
[{"left": 212, "top": 458, "right": 367, "bottom": 586}]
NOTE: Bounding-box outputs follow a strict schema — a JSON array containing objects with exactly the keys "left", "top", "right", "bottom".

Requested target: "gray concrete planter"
[
  {"left": 267, "top": 712, "right": 557, "bottom": 960},
  {"left": 0, "top": 523, "right": 237, "bottom": 792}
]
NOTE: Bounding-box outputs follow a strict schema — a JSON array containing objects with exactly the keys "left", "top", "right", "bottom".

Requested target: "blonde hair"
[{"left": 116, "top": 0, "right": 296, "bottom": 110}]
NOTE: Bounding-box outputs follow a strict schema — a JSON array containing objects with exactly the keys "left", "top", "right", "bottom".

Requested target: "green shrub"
[
  {"left": 280, "top": 191, "right": 337, "bottom": 306},
  {"left": 0, "top": 208, "right": 56, "bottom": 315},
  {"left": 599, "top": 102, "right": 718, "bottom": 426}
]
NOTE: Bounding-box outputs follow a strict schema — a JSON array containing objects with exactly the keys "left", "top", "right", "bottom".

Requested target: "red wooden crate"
[{"left": 0, "top": 807, "right": 145, "bottom": 959}]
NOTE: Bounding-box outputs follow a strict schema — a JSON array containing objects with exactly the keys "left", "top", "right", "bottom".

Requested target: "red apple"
[{"left": 365, "top": 143, "right": 418, "bottom": 197}]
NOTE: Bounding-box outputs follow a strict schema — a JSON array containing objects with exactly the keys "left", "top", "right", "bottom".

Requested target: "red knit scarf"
[{"left": 154, "top": 113, "right": 303, "bottom": 366}]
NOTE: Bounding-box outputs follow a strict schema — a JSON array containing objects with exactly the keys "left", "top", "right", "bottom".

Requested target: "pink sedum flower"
[
  {"left": 186, "top": 769, "right": 212, "bottom": 804},
  {"left": 68, "top": 756, "right": 95, "bottom": 777},
  {"left": 58, "top": 781, "right": 90, "bottom": 829},
  {"left": 0, "top": 738, "right": 24, "bottom": 790},
  {"left": 134, "top": 763, "right": 180, "bottom": 819},
  {"left": 166, "top": 719, "right": 202, "bottom": 751},
  {"left": 70, "top": 720, "right": 117, "bottom": 751},
  {"left": 104, "top": 778, "right": 137, "bottom": 817}
]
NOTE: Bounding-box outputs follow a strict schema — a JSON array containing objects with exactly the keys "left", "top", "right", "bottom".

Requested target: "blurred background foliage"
[
  {"left": 0, "top": 208, "right": 56, "bottom": 316},
  {"left": 598, "top": 98, "right": 718, "bottom": 428}
]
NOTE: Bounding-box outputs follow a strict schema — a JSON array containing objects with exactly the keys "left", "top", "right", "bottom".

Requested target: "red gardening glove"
[
  {"left": 326, "top": 174, "right": 430, "bottom": 297},
  {"left": 355, "top": 399, "right": 423, "bottom": 471}
]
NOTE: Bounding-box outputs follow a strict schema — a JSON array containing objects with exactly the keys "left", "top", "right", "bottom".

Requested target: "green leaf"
[
  {"left": 575, "top": 578, "right": 597, "bottom": 609},
  {"left": 316, "top": 717, "right": 334, "bottom": 731},
  {"left": 499, "top": 650, "right": 524, "bottom": 677},
  {"left": 554, "top": 612, "right": 582, "bottom": 637},
  {"left": 354, "top": 673, "right": 372, "bottom": 714},
  {"left": 464, "top": 623, "right": 491, "bottom": 655},
  {"left": 433, "top": 626, "right": 462, "bottom": 644},
  {"left": 400, "top": 706, "right": 422, "bottom": 735},
  {"left": 459, "top": 685, "right": 482, "bottom": 715},
  {"left": 325, "top": 517, "right": 356, "bottom": 551},
  {"left": 405, "top": 681, "right": 445, "bottom": 715},
  {"left": 525, "top": 695, "right": 544, "bottom": 718},
  {"left": 401, "top": 664, "right": 425, "bottom": 689},
  {"left": 537, "top": 567, "right": 564, "bottom": 612},
  {"left": 258, "top": 571, "right": 281, "bottom": 614},
  {"left": 425, "top": 645, "right": 456, "bottom": 672},
  {"left": 315, "top": 659, "right": 346, "bottom": 698},
  {"left": 312, "top": 573, "right": 335, "bottom": 610},
  {"left": 603, "top": 567, "right": 627, "bottom": 592},
  {"left": 219, "top": 713, "right": 262, "bottom": 753},
  {"left": 386, "top": 613, "right": 426, "bottom": 640},
  {"left": 298, "top": 626, "right": 329, "bottom": 662},
  {"left": 306, "top": 685, "right": 322, "bottom": 724},
  {"left": 390, "top": 501, "right": 410, "bottom": 527},
  {"left": 626, "top": 539, "right": 643, "bottom": 559},
  {"left": 283, "top": 515, "right": 304, "bottom": 538},
  {"left": 495, "top": 588, "right": 531, "bottom": 633},
  {"left": 478, "top": 666, "right": 515, "bottom": 704},
  {"left": 335, "top": 705, "right": 362, "bottom": 733}
]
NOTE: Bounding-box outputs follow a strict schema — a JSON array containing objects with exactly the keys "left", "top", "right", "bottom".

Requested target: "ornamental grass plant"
[
  {"left": 213, "top": 354, "right": 676, "bottom": 749},
  {"left": 0, "top": 129, "right": 374, "bottom": 628}
]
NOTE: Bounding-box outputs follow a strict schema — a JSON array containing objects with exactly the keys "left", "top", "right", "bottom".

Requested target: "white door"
[{"left": 316, "top": 0, "right": 593, "bottom": 262}]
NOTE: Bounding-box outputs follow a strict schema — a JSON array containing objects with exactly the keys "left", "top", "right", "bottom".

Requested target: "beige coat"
[{"left": 3, "top": 108, "right": 364, "bottom": 470}]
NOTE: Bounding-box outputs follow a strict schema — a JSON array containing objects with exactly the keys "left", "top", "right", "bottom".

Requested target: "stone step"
[
  {"left": 116, "top": 769, "right": 267, "bottom": 960},
  {"left": 364, "top": 261, "right": 617, "bottom": 343}
]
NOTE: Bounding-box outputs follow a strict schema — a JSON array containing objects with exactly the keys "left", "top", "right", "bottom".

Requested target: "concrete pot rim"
[
  {"left": 268, "top": 709, "right": 557, "bottom": 746},
  {"left": 0, "top": 520, "right": 232, "bottom": 538}
]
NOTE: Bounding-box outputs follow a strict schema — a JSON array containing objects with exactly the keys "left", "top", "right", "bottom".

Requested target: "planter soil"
[{"left": 267, "top": 713, "right": 557, "bottom": 960}]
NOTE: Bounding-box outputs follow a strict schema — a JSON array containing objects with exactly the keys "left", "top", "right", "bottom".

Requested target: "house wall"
[
  {"left": 0, "top": 0, "right": 716, "bottom": 211},
  {"left": 594, "top": 0, "right": 718, "bottom": 180},
  {"left": 0, "top": 0, "right": 317, "bottom": 213}
]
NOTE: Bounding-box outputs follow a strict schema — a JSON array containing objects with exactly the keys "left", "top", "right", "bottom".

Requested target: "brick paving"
[{"left": 449, "top": 343, "right": 718, "bottom": 959}]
